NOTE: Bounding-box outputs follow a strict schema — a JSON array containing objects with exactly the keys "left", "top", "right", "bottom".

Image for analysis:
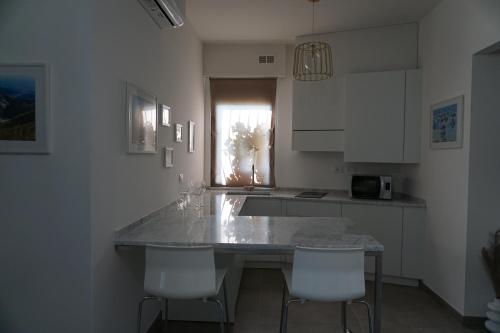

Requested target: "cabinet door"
[
  {"left": 292, "top": 130, "right": 344, "bottom": 152},
  {"left": 345, "top": 70, "right": 405, "bottom": 163},
  {"left": 401, "top": 207, "right": 425, "bottom": 279},
  {"left": 285, "top": 200, "right": 341, "bottom": 217},
  {"left": 293, "top": 77, "right": 346, "bottom": 130},
  {"left": 403, "top": 69, "right": 421, "bottom": 163},
  {"left": 239, "top": 198, "right": 283, "bottom": 216},
  {"left": 342, "top": 204, "right": 403, "bottom": 276}
]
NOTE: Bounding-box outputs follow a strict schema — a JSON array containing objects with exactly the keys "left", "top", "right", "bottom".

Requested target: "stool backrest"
[
  {"left": 144, "top": 245, "right": 216, "bottom": 299},
  {"left": 291, "top": 247, "right": 365, "bottom": 302}
]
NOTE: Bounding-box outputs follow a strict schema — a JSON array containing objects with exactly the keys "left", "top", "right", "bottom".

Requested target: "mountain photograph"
[{"left": 0, "top": 75, "right": 36, "bottom": 141}]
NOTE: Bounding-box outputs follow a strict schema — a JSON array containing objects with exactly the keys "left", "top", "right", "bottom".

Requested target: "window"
[{"left": 210, "top": 79, "right": 276, "bottom": 187}]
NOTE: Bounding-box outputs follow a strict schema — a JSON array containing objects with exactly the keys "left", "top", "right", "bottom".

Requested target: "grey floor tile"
[{"left": 153, "top": 268, "right": 485, "bottom": 333}]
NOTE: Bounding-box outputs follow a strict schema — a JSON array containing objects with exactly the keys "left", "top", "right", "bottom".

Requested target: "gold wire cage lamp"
[{"left": 293, "top": 0, "right": 333, "bottom": 81}]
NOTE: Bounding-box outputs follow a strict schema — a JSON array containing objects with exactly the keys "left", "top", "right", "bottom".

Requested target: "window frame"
[{"left": 210, "top": 78, "right": 276, "bottom": 188}]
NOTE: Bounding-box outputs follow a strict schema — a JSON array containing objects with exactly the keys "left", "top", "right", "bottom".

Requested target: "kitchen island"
[{"left": 114, "top": 191, "right": 385, "bottom": 333}]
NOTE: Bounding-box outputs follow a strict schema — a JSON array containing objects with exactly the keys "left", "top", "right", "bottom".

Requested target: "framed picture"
[
  {"left": 163, "top": 147, "right": 173, "bottom": 168},
  {"left": 126, "top": 82, "right": 157, "bottom": 153},
  {"left": 174, "top": 123, "right": 182, "bottom": 143},
  {"left": 160, "top": 104, "right": 170, "bottom": 127},
  {"left": 0, "top": 64, "right": 50, "bottom": 154},
  {"left": 188, "top": 121, "right": 195, "bottom": 153},
  {"left": 430, "top": 95, "right": 464, "bottom": 149}
]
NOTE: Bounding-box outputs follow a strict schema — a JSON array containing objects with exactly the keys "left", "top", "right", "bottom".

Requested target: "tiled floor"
[{"left": 162, "top": 268, "right": 486, "bottom": 333}]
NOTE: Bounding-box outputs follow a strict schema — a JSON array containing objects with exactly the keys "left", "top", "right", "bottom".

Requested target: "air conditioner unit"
[{"left": 138, "top": 0, "right": 185, "bottom": 28}]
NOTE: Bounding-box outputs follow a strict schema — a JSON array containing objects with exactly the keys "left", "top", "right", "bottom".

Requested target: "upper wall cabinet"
[
  {"left": 293, "top": 78, "right": 346, "bottom": 131},
  {"left": 344, "top": 69, "right": 421, "bottom": 163},
  {"left": 292, "top": 77, "right": 346, "bottom": 151}
]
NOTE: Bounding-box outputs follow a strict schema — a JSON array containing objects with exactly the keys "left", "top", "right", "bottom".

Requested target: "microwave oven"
[{"left": 349, "top": 175, "right": 392, "bottom": 200}]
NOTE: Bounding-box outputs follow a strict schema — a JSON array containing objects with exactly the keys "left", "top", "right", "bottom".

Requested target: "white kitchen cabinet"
[
  {"left": 403, "top": 69, "right": 422, "bottom": 163},
  {"left": 285, "top": 200, "right": 341, "bottom": 217},
  {"left": 238, "top": 197, "right": 283, "bottom": 216},
  {"left": 292, "top": 130, "right": 344, "bottom": 152},
  {"left": 342, "top": 204, "right": 403, "bottom": 276},
  {"left": 293, "top": 78, "right": 346, "bottom": 130},
  {"left": 344, "top": 69, "right": 421, "bottom": 163},
  {"left": 401, "top": 207, "right": 426, "bottom": 279},
  {"left": 292, "top": 77, "right": 346, "bottom": 151}
]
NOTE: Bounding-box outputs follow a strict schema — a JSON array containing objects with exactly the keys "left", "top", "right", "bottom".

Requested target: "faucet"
[{"left": 251, "top": 163, "right": 255, "bottom": 187}]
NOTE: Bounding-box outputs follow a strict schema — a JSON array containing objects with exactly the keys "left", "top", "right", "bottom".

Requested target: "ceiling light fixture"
[{"left": 293, "top": 0, "right": 333, "bottom": 81}]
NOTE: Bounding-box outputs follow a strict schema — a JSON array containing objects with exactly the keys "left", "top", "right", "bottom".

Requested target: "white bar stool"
[
  {"left": 280, "top": 247, "right": 373, "bottom": 333},
  {"left": 137, "top": 245, "right": 229, "bottom": 333}
]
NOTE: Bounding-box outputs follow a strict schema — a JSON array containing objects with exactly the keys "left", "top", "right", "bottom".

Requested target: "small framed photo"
[
  {"left": 0, "top": 63, "right": 51, "bottom": 154},
  {"left": 174, "top": 123, "right": 183, "bottom": 143},
  {"left": 430, "top": 95, "right": 464, "bottom": 149},
  {"left": 160, "top": 104, "right": 171, "bottom": 127},
  {"left": 163, "top": 147, "right": 173, "bottom": 168},
  {"left": 126, "top": 82, "right": 157, "bottom": 154},
  {"left": 188, "top": 121, "right": 195, "bottom": 153}
]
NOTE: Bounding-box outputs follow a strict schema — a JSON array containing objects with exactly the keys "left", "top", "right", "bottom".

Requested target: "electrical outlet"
[
  {"left": 333, "top": 165, "right": 346, "bottom": 174},
  {"left": 178, "top": 174, "right": 184, "bottom": 184}
]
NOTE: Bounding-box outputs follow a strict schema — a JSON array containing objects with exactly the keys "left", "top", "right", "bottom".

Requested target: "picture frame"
[
  {"left": 188, "top": 121, "right": 195, "bottom": 153},
  {"left": 160, "top": 104, "right": 171, "bottom": 127},
  {"left": 0, "top": 63, "right": 51, "bottom": 154},
  {"left": 163, "top": 147, "right": 173, "bottom": 168},
  {"left": 430, "top": 95, "right": 464, "bottom": 149},
  {"left": 174, "top": 123, "right": 183, "bottom": 143},
  {"left": 126, "top": 82, "right": 157, "bottom": 154}
]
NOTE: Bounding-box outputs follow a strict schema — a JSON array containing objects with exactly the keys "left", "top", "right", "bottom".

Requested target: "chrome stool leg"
[
  {"left": 223, "top": 279, "right": 229, "bottom": 331},
  {"left": 207, "top": 298, "right": 226, "bottom": 333},
  {"left": 281, "top": 298, "right": 301, "bottom": 333},
  {"left": 137, "top": 296, "right": 162, "bottom": 333},
  {"left": 353, "top": 300, "right": 373, "bottom": 333},
  {"left": 279, "top": 283, "right": 287, "bottom": 333},
  {"left": 341, "top": 301, "right": 354, "bottom": 333}
]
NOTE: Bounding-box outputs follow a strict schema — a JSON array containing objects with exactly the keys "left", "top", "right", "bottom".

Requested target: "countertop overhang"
[{"left": 114, "top": 191, "right": 388, "bottom": 253}]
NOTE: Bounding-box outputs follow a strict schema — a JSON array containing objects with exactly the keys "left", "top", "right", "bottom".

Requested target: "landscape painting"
[
  {"left": 0, "top": 64, "right": 50, "bottom": 154},
  {"left": 0, "top": 74, "right": 36, "bottom": 141},
  {"left": 431, "top": 95, "right": 463, "bottom": 149}
]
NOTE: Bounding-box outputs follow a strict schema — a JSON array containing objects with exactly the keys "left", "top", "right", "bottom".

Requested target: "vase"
[{"left": 486, "top": 298, "right": 500, "bottom": 332}]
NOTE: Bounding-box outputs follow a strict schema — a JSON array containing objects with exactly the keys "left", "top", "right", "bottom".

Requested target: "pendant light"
[{"left": 293, "top": 0, "right": 333, "bottom": 81}]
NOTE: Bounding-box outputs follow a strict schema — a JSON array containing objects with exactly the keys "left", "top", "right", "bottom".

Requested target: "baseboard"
[
  {"left": 462, "top": 315, "right": 487, "bottom": 328},
  {"left": 420, "top": 283, "right": 487, "bottom": 329}
]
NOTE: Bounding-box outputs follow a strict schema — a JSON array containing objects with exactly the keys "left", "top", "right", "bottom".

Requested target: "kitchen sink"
[{"left": 225, "top": 191, "right": 271, "bottom": 196}]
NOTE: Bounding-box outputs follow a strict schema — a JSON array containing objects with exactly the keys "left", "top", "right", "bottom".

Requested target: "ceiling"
[{"left": 186, "top": 0, "right": 441, "bottom": 42}]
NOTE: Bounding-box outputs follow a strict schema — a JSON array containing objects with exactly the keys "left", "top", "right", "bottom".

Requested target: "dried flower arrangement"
[{"left": 482, "top": 230, "right": 500, "bottom": 299}]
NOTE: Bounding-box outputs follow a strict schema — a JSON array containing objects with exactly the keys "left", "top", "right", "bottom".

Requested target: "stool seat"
[
  {"left": 280, "top": 247, "right": 373, "bottom": 333},
  {"left": 138, "top": 245, "right": 229, "bottom": 333}
]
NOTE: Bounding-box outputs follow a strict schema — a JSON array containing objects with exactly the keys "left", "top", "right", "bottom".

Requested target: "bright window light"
[{"left": 214, "top": 103, "right": 272, "bottom": 186}]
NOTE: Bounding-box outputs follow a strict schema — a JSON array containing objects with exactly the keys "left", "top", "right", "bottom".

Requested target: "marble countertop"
[
  {"left": 223, "top": 188, "right": 426, "bottom": 208},
  {"left": 114, "top": 192, "right": 384, "bottom": 253}
]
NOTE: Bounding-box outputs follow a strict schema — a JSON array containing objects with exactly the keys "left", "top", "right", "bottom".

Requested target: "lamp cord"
[{"left": 311, "top": 1, "right": 315, "bottom": 34}]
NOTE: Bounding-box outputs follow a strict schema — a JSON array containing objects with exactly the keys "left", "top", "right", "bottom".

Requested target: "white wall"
[
  {"left": 204, "top": 24, "right": 420, "bottom": 192},
  {"left": 412, "top": 0, "right": 500, "bottom": 315},
  {"left": 88, "top": 0, "right": 204, "bottom": 332},
  {"left": 0, "top": 1, "right": 91, "bottom": 332},
  {"left": 296, "top": 23, "right": 418, "bottom": 76},
  {"left": 466, "top": 53, "right": 500, "bottom": 316},
  {"left": 204, "top": 44, "right": 287, "bottom": 78}
]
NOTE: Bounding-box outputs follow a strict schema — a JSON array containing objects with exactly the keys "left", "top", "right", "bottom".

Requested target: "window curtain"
[{"left": 210, "top": 78, "right": 276, "bottom": 187}]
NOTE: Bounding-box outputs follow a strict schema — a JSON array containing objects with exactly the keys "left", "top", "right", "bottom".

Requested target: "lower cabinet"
[
  {"left": 342, "top": 204, "right": 403, "bottom": 277},
  {"left": 239, "top": 197, "right": 283, "bottom": 216},
  {"left": 239, "top": 197, "right": 425, "bottom": 281},
  {"left": 285, "top": 200, "right": 341, "bottom": 217},
  {"left": 402, "top": 207, "right": 426, "bottom": 279}
]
